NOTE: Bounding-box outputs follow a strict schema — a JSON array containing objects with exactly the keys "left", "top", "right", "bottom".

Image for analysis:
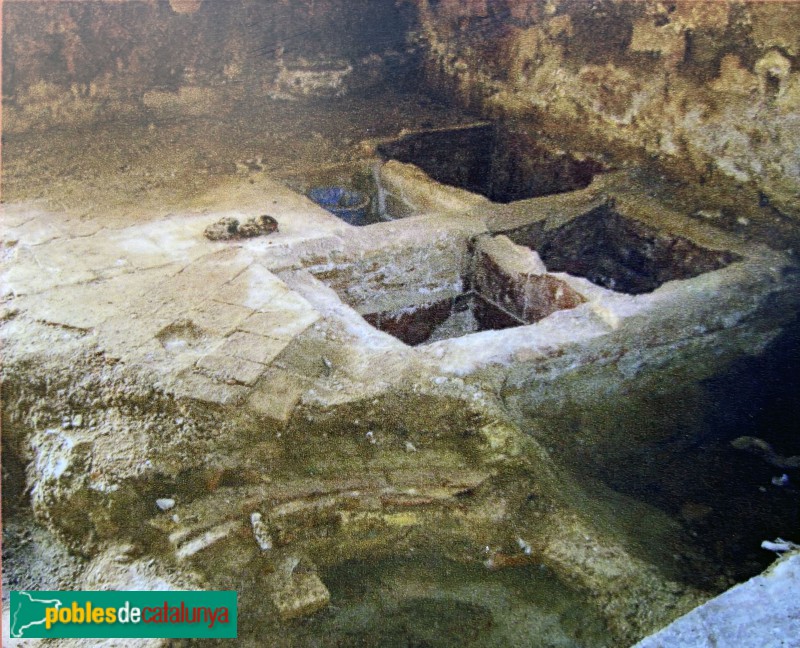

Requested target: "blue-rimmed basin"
[{"left": 308, "top": 187, "right": 370, "bottom": 226}]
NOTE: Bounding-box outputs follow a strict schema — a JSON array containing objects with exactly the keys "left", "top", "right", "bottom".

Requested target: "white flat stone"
[{"left": 634, "top": 552, "right": 800, "bottom": 648}]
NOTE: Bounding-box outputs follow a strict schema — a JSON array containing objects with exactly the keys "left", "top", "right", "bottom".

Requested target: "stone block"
[
  {"left": 268, "top": 558, "right": 330, "bottom": 620},
  {"left": 474, "top": 243, "right": 584, "bottom": 323},
  {"left": 246, "top": 369, "right": 309, "bottom": 422},
  {"left": 196, "top": 353, "right": 266, "bottom": 386},
  {"left": 186, "top": 301, "right": 253, "bottom": 336},
  {"left": 218, "top": 331, "right": 289, "bottom": 366},
  {"left": 171, "top": 372, "right": 249, "bottom": 406}
]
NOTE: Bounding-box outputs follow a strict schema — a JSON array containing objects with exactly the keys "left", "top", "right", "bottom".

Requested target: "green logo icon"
[{"left": 9, "top": 591, "right": 237, "bottom": 639}]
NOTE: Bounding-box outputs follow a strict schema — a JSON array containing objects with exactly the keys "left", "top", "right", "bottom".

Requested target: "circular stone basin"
[
  {"left": 225, "top": 554, "right": 614, "bottom": 647},
  {"left": 308, "top": 186, "right": 370, "bottom": 226}
]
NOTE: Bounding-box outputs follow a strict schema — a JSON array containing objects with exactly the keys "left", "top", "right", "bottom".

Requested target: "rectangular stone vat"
[
  {"left": 312, "top": 232, "right": 585, "bottom": 346},
  {"left": 503, "top": 202, "right": 741, "bottom": 294},
  {"left": 377, "top": 124, "right": 605, "bottom": 203}
]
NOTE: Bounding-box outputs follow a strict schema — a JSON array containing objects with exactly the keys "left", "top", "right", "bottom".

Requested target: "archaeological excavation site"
[{"left": 2, "top": 0, "right": 800, "bottom": 646}]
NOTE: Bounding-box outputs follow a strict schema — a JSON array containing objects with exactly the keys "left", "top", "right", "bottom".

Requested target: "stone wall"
[
  {"left": 2, "top": 0, "right": 417, "bottom": 130},
  {"left": 412, "top": 0, "right": 800, "bottom": 219}
]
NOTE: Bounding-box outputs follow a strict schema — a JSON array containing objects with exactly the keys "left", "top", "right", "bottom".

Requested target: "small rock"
[
  {"left": 693, "top": 209, "right": 722, "bottom": 220},
  {"left": 772, "top": 474, "right": 790, "bottom": 487},
  {"left": 268, "top": 557, "right": 330, "bottom": 620},
  {"left": 250, "top": 512, "right": 273, "bottom": 551},
  {"left": 204, "top": 215, "right": 278, "bottom": 241},
  {"left": 322, "top": 356, "right": 333, "bottom": 375},
  {"left": 204, "top": 217, "right": 239, "bottom": 241},
  {"left": 156, "top": 498, "right": 176, "bottom": 511}
]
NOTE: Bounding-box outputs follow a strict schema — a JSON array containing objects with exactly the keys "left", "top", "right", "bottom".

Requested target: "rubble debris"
[
  {"left": 204, "top": 214, "right": 279, "bottom": 241},
  {"left": 761, "top": 538, "right": 800, "bottom": 554},
  {"left": 772, "top": 474, "right": 790, "bottom": 487},
  {"left": 173, "top": 520, "right": 239, "bottom": 561},
  {"left": 204, "top": 216, "right": 240, "bottom": 241}
]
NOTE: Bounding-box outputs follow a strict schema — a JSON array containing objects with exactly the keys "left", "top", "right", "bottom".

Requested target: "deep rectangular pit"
[
  {"left": 377, "top": 124, "right": 605, "bottom": 203},
  {"left": 504, "top": 203, "right": 741, "bottom": 294},
  {"left": 312, "top": 236, "right": 585, "bottom": 346},
  {"left": 363, "top": 293, "right": 526, "bottom": 346}
]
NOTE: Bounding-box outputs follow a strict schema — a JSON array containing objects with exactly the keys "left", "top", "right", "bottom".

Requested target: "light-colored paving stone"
[
  {"left": 196, "top": 353, "right": 266, "bottom": 386},
  {"left": 97, "top": 313, "right": 174, "bottom": 350},
  {"left": 184, "top": 300, "right": 254, "bottom": 337},
  {"left": 2, "top": 250, "right": 98, "bottom": 295},
  {"left": 171, "top": 371, "right": 250, "bottom": 406},
  {"left": 4, "top": 212, "right": 68, "bottom": 246},
  {"left": 247, "top": 368, "right": 310, "bottom": 422},
  {"left": 238, "top": 291, "right": 321, "bottom": 340},
  {"left": 217, "top": 331, "right": 290, "bottom": 366},
  {"left": 213, "top": 262, "right": 290, "bottom": 311},
  {"left": 13, "top": 266, "right": 170, "bottom": 330}
]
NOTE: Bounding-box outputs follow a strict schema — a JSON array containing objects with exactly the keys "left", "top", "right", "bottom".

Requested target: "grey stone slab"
[
  {"left": 196, "top": 353, "right": 266, "bottom": 386},
  {"left": 171, "top": 371, "right": 250, "bottom": 406},
  {"left": 246, "top": 369, "right": 310, "bottom": 422},
  {"left": 634, "top": 553, "right": 800, "bottom": 648},
  {"left": 217, "top": 331, "right": 290, "bottom": 366}
]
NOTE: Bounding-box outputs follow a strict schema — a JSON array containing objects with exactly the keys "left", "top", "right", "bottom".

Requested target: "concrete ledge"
[{"left": 634, "top": 552, "right": 800, "bottom": 648}]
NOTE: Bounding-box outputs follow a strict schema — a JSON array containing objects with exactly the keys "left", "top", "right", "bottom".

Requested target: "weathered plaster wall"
[{"left": 413, "top": 0, "right": 800, "bottom": 219}]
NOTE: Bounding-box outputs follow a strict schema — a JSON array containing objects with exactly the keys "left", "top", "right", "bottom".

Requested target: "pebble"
[
  {"left": 156, "top": 498, "right": 176, "bottom": 511},
  {"left": 771, "top": 474, "right": 790, "bottom": 487},
  {"left": 250, "top": 512, "right": 273, "bottom": 551}
]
